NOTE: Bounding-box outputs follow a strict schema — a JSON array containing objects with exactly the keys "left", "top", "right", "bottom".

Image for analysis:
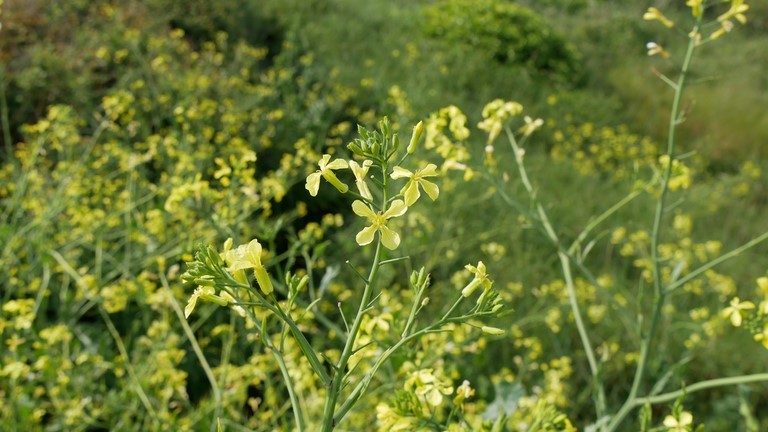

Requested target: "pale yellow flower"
[
  {"left": 718, "top": 0, "right": 749, "bottom": 24},
  {"left": 224, "top": 239, "right": 274, "bottom": 295},
  {"left": 390, "top": 164, "right": 439, "bottom": 206},
  {"left": 722, "top": 297, "right": 755, "bottom": 327},
  {"left": 643, "top": 7, "right": 675, "bottom": 28},
  {"left": 462, "top": 261, "right": 493, "bottom": 297},
  {"left": 520, "top": 116, "right": 544, "bottom": 137},
  {"left": 352, "top": 199, "right": 407, "bottom": 250},
  {"left": 185, "top": 285, "right": 228, "bottom": 318},
  {"left": 305, "top": 154, "right": 348, "bottom": 196},
  {"left": 663, "top": 411, "right": 693, "bottom": 432}
]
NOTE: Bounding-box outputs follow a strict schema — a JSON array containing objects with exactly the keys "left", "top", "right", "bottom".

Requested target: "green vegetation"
[{"left": 2, "top": 0, "right": 768, "bottom": 430}]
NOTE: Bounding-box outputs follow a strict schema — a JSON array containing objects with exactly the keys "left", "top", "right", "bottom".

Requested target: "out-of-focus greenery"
[{"left": 2, "top": 0, "right": 768, "bottom": 430}]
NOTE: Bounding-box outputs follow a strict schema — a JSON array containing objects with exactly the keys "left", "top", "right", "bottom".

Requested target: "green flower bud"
[{"left": 481, "top": 326, "right": 505, "bottom": 336}]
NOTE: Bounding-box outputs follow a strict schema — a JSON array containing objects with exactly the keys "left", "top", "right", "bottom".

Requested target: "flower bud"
[
  {"left": 481, "top": 326, "right": 505, "bottom": 336},
  {"left": 407, "top": 121, "right": 424, "bottom": 154}
]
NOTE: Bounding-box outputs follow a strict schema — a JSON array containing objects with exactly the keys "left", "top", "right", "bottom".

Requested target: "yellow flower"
[
  {"left": 663, "top": 411, "right": 693, "bottom": 432},
  {"left": 686, "top": 0, "right": 703, "bottom": 17},
  {"left": 520, "top": 116, "right": 544, "bottom": 137},
  {"left": 646, "top": 42, "right": 670, "bottom": 59},
  {"left": 462, "top": 261, "right": 493, "bottom": 297},
  {"left": 753, "top": 325, "right": 768, "bottom": 349},
  {"left": 722, "top": 297, "right": 755, "bottom": 327},
  {"left": 453, "top": 380, "right": 475, "bottom": 406},
  {"left": 349, "top": 159, "right": 374, "bottom": 201},
  {"left": 643, "top": 7, "right": 675, "bottom": 28},
  {"left": 710, "top": 20, "right": 734, "bottom": 41},
  {"left": 757, "top": 276, "right": 768, "bottom": 296},
  {"left": 390, "top": 164, "right": 439, "bottom": 206},
  {"left": 185, "top": 285, "right": 228, "bottom": 318},
  {"left": 478, "top": 99, "right": 523, "bottom": 143},
  {"left": 718, "top": 0, "right": 749, "bottom": 24},
  {"left": 352, "top": 199, "right": 407, "bottom": 250},
  {"left": 305, "top": 154, "right": 349, "bottom": 196},
  {"left": 224, "top": 239, "right": 274, "bottom": 295}
]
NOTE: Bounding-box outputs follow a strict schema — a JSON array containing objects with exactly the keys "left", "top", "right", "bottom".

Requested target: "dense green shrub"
[{"left": 424, "top": 0, "right": 583, "bottom": 85}]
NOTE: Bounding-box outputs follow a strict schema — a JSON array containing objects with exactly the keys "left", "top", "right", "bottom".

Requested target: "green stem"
[
  {"left": 239, "top": 296, "right": 306, "bottom": 431},
  {"left": 321, "top": 241, "right": 384, "bottom": 431},
  {"left": 640, "top": 373, "right": 768, "bottom": 405},
  {"left": 607, "top": 15, "right": 701, "bottom": 432},
  {"left": 335, "top": 320, "right": 452, "bottom": 420},
  {"left": 666, "top": 230, "right": 768, "bottom": 294},
  {"left": 505, "top": 128, "right": 605, "bottom": 417}
]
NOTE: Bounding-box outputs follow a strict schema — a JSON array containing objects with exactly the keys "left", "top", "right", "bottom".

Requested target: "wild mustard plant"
[
  {"left": 181, "top": 118, "right": 506, "bottom": 430},
  {"left": 427, "top": 0, "right": 768, "bottom": 430}
]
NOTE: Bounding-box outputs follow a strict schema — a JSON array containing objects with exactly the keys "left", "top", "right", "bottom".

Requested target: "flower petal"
[
  {"left": 305, "top": 172, "right": 322, "bottom": 196},
  {"left": 245, "top": 239, "right": 263, "bottom": 267},
  {"left": 352, "top": 200, "right": 376, "bottom": 219},
  {"left": 325, "top": 158, "right": 349, "bottom": 170},
  {"left": 420, "top": 179, "right": 439, "bottom": 201},
  {"left": 402, "top": 181, "right": 420, "bottom": 206},
  {"left": 318, "top": 154, "right": 331, "bottom": 169},
  {"left": 390, "top": 166, "right": 413, "bottom": 180},
  {"left": 379, "top": 225, "right": 401, "bottom": 250},
  {"left": 420, "top": 163, "right": 439, "bottom": 177},
  {"left": 356, "top": 225, "right": 377, "bottom": 246},
  {"left": 184, "top": 294, "right": 198, "bottom": 319},
  {"left": 384, "top": 199, "right": 408, "bottom": 219}
]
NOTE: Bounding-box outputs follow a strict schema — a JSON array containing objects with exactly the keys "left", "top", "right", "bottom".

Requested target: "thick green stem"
[{"left": 607, "top": 16, "right": 701, "bottom": 432}]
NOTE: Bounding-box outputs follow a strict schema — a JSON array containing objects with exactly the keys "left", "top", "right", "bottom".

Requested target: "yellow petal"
[
  {"left": 379, "top": 225, "right": 401, "bottom": 250},
  {"left": 420, "top": 163, "right": 439, "bottom": 177},
  {"left": 384, "top": 199, "right": 407, "bottom": 219},
  {"left": 184, "top": 295, "right": 198, "bottom": 319},
  {"left": 402, "top": 181, "right": 420, "bottom": 206},
  {"left": 318, "top": 154, "right": 331, "bottom": 169},
  {"left": 356, "top": 225, "right": 377, "bottom": 246},
  {"left": 352, "top": 200, "right": 376, "bottom": 219},
  {"left": 390, "top": 166, "right": 413, "bottom": 180},
  {"left": 305, "top": 172, "right": 322, "bottom": 196},
  {"left": 420, "top": 179, "right": 439, "bottom": 201},
  {"left": 245, "top": 239, "right": 263, "bottom": 267},
  {"left": 325, "top": 158, "right": 349, "bottom": 170}
]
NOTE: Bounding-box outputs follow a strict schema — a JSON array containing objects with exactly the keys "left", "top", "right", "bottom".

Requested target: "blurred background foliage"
[{"left": 1, "top": 0, "right": 767, "bottom": 430}]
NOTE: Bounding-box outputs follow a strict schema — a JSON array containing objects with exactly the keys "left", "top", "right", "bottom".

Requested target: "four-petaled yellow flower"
[
  {"left": 462, "top": 261, "right": 492, "bottom": 297},
  {"left": 349, "top": 160, "right": 374, "bottom": 201},
  {"left": 305, "top": 154, "right": 349, "bottom": 196},
  {"left": 352, "top": 199, "right": 407, "bottom": 250},
  {"left": 663, "top": 411, "right": 693, "bottom": 432},
  {"left": 224, "top": 239, "right": 274, "bottom": 295},
  {"left": 390, "top": 164, "right": 439, "bottom": 206},
  {"left": 722, "top": 296, "right": 755, "bottom": 327}
]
